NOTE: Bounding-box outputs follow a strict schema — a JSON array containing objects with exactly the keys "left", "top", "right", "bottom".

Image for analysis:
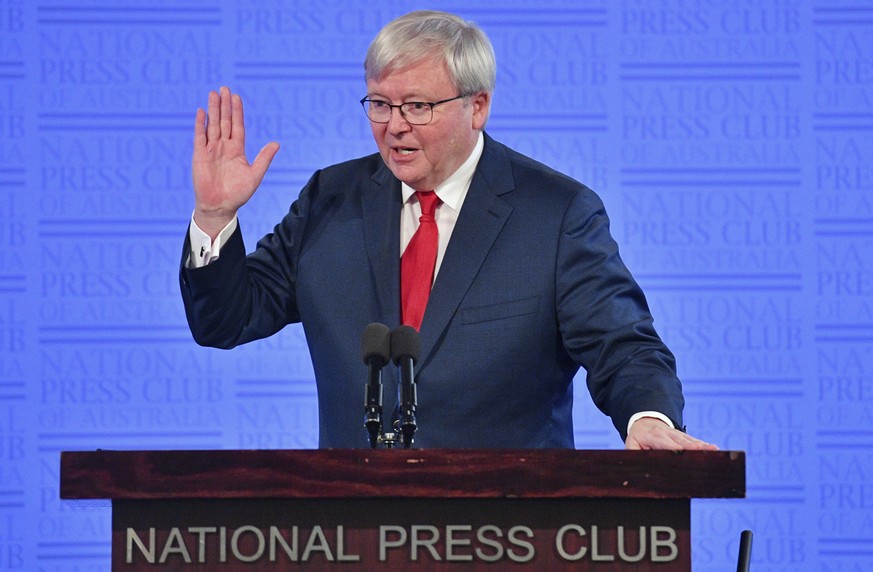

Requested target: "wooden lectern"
[{"left": 60, "top": 449, "right": 745, "bottom": 571}]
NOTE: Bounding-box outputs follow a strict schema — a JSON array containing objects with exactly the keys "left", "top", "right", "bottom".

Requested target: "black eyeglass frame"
[{"left": 359, "top": 94, "right": 466, "bottom": 125}]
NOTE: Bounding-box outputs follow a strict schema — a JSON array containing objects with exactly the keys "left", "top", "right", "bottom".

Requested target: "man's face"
[{"left": 365, "top": 56, "right": 490, "bottom": 191}]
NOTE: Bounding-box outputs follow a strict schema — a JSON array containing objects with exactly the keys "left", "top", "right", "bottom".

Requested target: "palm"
[{"left": 193, "top": 133, "right": 259, "bottom": 210}]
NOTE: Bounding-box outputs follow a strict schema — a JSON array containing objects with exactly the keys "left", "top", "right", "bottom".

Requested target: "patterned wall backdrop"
[{"left": 0, "top": 0, "right": 871, "bottom": 569}]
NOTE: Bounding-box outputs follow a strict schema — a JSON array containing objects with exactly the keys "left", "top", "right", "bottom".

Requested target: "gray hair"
[{"left": 364, "top": 10, "right": 496, "bottom": 96}]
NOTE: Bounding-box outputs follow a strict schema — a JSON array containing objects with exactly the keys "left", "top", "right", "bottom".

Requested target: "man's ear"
[{"left": 469, "top": 91, "right": 491, "bottom": 130}]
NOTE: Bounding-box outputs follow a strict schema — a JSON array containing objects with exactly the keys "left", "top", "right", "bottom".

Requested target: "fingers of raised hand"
[
  {"left": 205, "top": 89, "right": 221, "bottom": 143},
  {"left": 231, "top": 92, "right": 245, "bottom": 141},
  {"left": 219, "top": 86, "right": 232, "bottom": 139},
  {"left": 193, "top": 107, "right": 206, "bottom": 147}
]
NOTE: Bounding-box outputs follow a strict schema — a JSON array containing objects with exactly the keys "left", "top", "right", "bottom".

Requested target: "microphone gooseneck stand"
[
  {"left": 360, "top": 323, "right": 420, "bottom": 449},
  {"left": 361, "top": 323, "right": 390, "bottom": 449},
  {"left": 392, "top": 325, "right": 420, "bottom": 449}
]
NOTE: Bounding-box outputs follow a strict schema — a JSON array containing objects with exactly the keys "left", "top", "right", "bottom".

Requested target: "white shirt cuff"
[
  {"left": 627, "top": 411, "right": 675, "bottom": 436},
  {"left": 186, "top": 215, "right": 238, "bottom": 268}
]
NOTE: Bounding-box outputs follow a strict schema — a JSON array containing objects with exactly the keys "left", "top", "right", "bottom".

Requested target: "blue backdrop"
[{"left": 1, "top": 0, "right": 871, "bottom": 570}]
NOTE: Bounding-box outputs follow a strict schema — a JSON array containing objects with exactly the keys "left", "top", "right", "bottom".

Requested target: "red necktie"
[{"left": 401, "top": 191, "right": 441, "bottom": 330}]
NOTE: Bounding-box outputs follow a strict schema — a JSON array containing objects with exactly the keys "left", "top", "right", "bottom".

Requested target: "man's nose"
[{"left": 386, "top": 107, "right": 412, "bottom": 133}]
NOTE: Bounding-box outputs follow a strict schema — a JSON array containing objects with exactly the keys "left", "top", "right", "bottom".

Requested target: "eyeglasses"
[{"left": 359, "top": 94, "right": 466, "bottom": 125}]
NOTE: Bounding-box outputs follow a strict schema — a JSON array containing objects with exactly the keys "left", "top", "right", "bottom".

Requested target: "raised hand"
[{"left": 192, "top": 86, "right": 279, "bottom": 239}]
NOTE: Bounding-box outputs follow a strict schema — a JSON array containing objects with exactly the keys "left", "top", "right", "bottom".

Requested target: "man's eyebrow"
[{"left": 365, "top": 91, "right": 432, "bottom": 102}]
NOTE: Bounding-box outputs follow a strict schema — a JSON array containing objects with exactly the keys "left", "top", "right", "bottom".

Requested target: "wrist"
[{"left": 193, "top": 208, "right": 236, "bottom": 240}]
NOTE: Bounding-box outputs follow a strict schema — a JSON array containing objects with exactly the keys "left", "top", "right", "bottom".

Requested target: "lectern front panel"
[{"left": 114, "top": 497, "right": 690, "bottom": 571}]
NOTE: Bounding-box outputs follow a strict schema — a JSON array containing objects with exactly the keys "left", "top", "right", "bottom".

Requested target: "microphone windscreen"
[
  {"left": 391, "top": 325, "right": 420, "bottom": 365},
  {"left": 361, "top": 323, "right": 391, "bottom": 366}
]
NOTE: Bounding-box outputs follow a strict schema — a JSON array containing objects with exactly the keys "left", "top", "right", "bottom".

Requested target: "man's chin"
[{"left": 387, "top": 164, "right": 426, "bottom": 190}]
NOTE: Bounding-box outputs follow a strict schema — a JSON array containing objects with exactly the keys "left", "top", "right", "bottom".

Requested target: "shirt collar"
[{"left": 401, "top": 131, "right": 485, "bottom": 211}]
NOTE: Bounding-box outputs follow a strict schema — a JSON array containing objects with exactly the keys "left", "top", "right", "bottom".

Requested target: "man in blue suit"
[{"left": 181, "top": 10, "right": 717, "bottom": 451}]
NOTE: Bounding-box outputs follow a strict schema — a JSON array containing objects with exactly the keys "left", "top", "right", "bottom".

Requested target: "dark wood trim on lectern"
[{"left": 61, "top": 449, "right": 744, "bottom": 500}]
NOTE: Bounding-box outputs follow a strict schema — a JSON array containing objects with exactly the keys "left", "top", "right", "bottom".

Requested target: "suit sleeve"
[
  {"left": 179, "top": 173, "right": 318, "bottom": 349},
  {"left": 555, "top": 189, "right": 685, "bottom": 440}
]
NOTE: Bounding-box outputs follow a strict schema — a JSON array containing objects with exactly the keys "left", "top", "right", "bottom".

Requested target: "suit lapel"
[
  {"left": 362, "top": 165, "right": 402, "bottom": 326},
  {"left": 418, "top": 135, "right": 515, "bottom": 369}
]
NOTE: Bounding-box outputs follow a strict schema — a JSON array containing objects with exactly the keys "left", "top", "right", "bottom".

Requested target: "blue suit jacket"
[{"left": 180, "top": 134, "right": 684, "bottom": 448}]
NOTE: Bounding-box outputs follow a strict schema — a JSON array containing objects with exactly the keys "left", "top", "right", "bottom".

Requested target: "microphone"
[
  {"left": 391, "top": 325, "right": 420, "bottom": 448},
  {"left": 361, "top": 323, "right": 391, "bottom": 448}
]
